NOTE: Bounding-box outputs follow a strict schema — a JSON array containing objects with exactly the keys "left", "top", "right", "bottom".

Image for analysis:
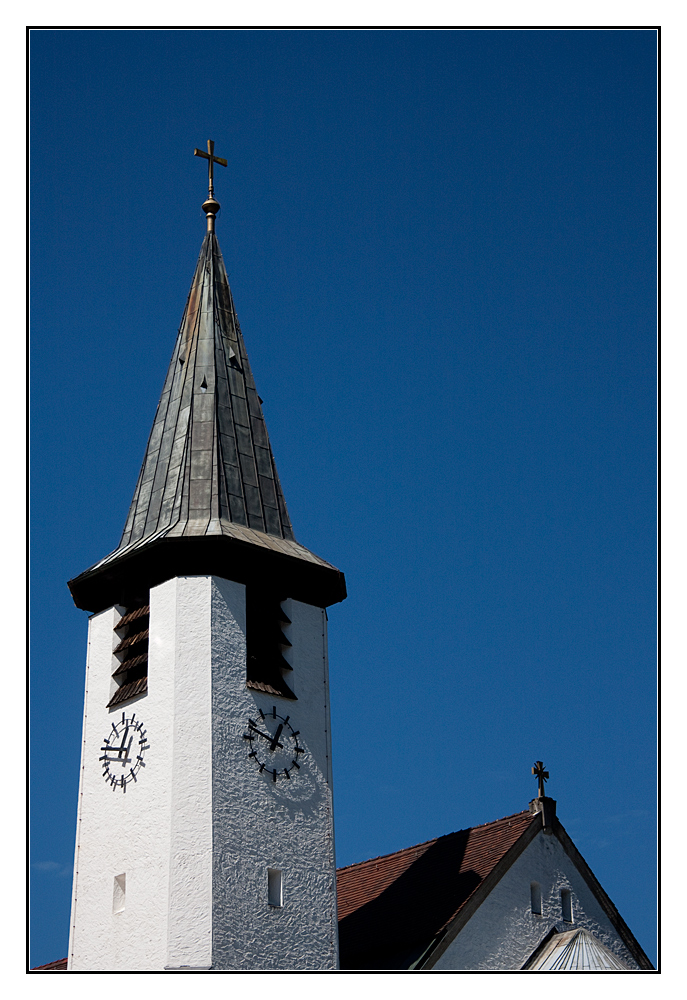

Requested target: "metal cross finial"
[
  {"left": 194, "top": 139, "right": 228, "bottom": 200},
  {"left": 193, "top": 140, "right": 228, "bottom": 233},
  {"left": 532, "top": 761, "right": 549, "bottom": 799}
]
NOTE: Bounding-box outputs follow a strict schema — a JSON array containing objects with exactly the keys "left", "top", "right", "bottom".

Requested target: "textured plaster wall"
[
  {"left": 210, "top": 581, "right": 338, "bottom": 971},
  {"left": 165, "top": 577, "right": 213, "bottom": 969},
  {"left": 431, "top": 829, "right": 641, "bottom": 971},
  {"left": 68, "top": 576, "right": 337, "bottom": 972},
  {"left": 68, "top": 594, "right": 175, "bottom": 971}
]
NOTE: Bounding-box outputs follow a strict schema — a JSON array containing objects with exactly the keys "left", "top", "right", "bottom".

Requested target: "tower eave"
[{"left": 68, "top": 532, "right": 347, "bottom": 613}]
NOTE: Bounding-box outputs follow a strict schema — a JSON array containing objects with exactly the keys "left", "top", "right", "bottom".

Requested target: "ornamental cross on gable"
[
  {"left": 532, "top": 760, "right": 549, "bottom": 799},
  {"left": 194, "top": 139, "right": 227, "bottom": 199}
]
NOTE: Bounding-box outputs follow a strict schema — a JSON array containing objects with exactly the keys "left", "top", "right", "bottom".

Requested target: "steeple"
[{"left": 69, "top": 143, "right": 346, "bottom": 613}]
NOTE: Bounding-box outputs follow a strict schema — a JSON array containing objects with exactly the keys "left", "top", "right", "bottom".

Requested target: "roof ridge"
[{"left": 336, "top": 809, "right": 533, "bottom": 873}]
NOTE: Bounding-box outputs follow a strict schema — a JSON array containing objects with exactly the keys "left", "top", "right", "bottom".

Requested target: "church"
[{"left": 36, "top": 143, "right": 652, "bottom": 972}]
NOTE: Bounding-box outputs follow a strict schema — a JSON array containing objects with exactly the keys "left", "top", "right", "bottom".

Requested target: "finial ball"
[{"left": 202, "top": 197, "right": 221, "bottom": 217}]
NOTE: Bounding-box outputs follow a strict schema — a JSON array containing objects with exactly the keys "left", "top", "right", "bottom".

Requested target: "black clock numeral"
[
  {"left": 291, "top": 731, "right": 300, "bottom": 737},
  {"left": 272, "top": 769, "right": 278, "bottom": 782},
  {"left": 292, "top": 760, "right": 300, "bottom": 769},
  {"left": 284, "top": 769, "right": 291, "bottom": 779}
]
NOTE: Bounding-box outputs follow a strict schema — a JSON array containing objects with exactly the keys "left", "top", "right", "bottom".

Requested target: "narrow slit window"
[
  {"left": 267, "top": 868, "right": 283, "bottom": 907},
  {"left": 561, "top": 888, "right": 573, "bottom": 923},
  {"left": 113, "top": 873, "right": 126, "bottom": 914},
  {"left": 530, "top": 881, "right": 542, "bottom": 915}
]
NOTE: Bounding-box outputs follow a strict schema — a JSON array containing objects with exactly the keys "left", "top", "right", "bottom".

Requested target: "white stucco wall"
[
  {"left": 210, "top": 581, "right": 338, "bottom": 971},
  {"left": 68, "top": 575, "right": 338, "bottom": 972},
  {"left": 164, "top": 576, "right": 214, "bottom": 970},
  {"left": 430, "top": 829, "right": 641, "bottom": 971},
  {"left": 68, "top": 595, "right": 175, "bottom": 971}
]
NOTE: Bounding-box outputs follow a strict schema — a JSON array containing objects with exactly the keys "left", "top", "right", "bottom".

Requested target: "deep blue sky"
[{"left": 30, "top": 29, "right": 657, "bottom": 969}]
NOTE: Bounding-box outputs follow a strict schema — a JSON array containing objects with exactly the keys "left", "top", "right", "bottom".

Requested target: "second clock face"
[{"left": 244, "top": 707, "right": 304, "bottom": 781}]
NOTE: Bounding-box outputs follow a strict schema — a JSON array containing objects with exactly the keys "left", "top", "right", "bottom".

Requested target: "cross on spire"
[
  {"left": 194, "top": 139, "right": 227, "bottom": 200},
  {"left": 531, "top": 761, "right": 549, "bottom": 799}
]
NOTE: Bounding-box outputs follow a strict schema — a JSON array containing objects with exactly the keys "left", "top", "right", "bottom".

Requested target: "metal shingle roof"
[
  {"left": 523, "top": 927, "right": 629, "bottom": 971},
  {"left": 116, "top": 231, "right": 294, "bottom": 550},
  {"left": 68, "top": 222, "right": 346, "bottom": 611}
]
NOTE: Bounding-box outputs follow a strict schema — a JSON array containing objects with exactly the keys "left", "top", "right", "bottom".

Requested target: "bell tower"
[{"left": 66, "top": 142, "right": 346, "bottom": 972}]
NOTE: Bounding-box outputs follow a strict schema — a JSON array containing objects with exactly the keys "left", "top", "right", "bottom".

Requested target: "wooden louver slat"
[
  {"left": 108, "top": 603, "right": 149, "bottom": 708},
  {"left": 246, "top": 590, "right": 296, "bottom": 699},
  {"left": 108, "top": 676, "right": 148, "bottom": 708},
  {"left": 115, "top": 605, "right": 150, "bottom": 630}
]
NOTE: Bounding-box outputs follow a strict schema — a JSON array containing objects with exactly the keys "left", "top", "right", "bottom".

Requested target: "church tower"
[{"left": 66, "top": 142, "right": 346, "bottom": 972}]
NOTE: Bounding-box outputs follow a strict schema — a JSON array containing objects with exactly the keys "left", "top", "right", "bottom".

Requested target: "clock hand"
[
  {"left": 253, "top": 729, "right": 284, "bottom": 749},
  {"left": 248, "top": 721, "right": 284, "bottom": 748},
  {"left": 269, "top": 724, "right": 284, "bottom": 753}
]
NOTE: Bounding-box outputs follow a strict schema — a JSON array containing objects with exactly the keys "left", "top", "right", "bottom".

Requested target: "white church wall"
[
  {"left": 68, "top": 596, "right": 176, "bottom": 971},
  {"left": 210, "top": 582, "right": 339, "bottom": 971},
  {"left": 430, "top": 828, "right": 640, "bottom": 971},
  {"left": 68, "top": 577, "right": 338, "bottom": 971},
  {"left": 163, "top": 576, "right": 214, "bottom": 970}
]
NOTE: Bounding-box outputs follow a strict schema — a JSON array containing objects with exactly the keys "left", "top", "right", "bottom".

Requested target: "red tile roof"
[
  {"left": 31, "top": 958, "right": 67, "bottom": 971},
  {"left": 336, "top": 809, "right": 537, "bottom": 969}
]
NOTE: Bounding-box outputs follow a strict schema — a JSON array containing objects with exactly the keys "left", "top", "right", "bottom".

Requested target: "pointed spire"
[
  {"left": 118, "top": 231, "right": 295, "bottom": 548},
  {"left": 68, "top": 146, "right": 346, "bottom": 613}
]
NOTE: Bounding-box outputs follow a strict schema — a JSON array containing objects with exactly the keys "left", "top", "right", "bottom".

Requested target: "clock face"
[
  {"left": 100, "top": 711, "right": 149, "bottom": 792},
  {"left": 243, "top": 707, "right": 304, "bottom": 782}
]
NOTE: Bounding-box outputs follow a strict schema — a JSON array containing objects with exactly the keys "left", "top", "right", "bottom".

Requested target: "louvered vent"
[
  {"left": 246, "top": 592, "right": 296, "bottom": 700},
  {"left": 108, "top": 604, "right": 149, "bottom": 708}
]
